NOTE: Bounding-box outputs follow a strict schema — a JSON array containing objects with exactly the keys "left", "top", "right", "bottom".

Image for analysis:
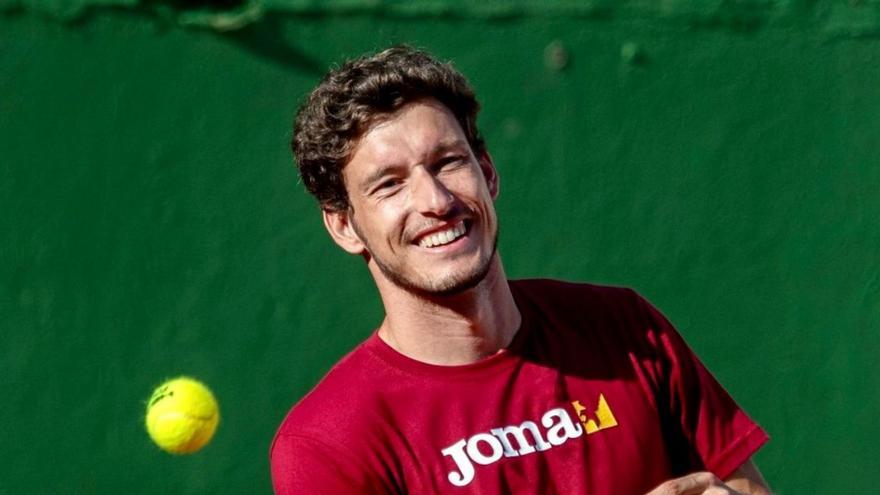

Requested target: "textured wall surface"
[{"left": 2, "top": 1, "right": 878, "bottom": 493}]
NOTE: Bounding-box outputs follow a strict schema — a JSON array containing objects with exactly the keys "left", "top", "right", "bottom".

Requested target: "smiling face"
[{"left": 323, "top": 99, "right": 500, "bottom": 296}]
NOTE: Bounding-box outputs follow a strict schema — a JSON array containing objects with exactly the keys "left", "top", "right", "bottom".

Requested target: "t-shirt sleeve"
[
  {"left": 270, "top": 432, "right": 390, "bottom": 495},
  {"left": 632, "top": 291, "right": 769, "bottom": 479}
]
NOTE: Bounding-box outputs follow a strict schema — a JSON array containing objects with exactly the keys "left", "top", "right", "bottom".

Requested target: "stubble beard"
[{"left": 355, "top": 220, "right": 500, "bottom": 298}]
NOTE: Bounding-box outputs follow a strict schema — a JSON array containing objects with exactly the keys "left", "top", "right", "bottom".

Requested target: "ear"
[
  {"left": 322, "top": 208, "right": 366, "bottom": 255},
  {"left": 478, "top": 151, "right": 500, "bottom": 200}
]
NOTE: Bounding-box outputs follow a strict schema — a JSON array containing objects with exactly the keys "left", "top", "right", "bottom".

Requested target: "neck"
[{"left": 374, "top": 257, "right": 521, "bottom": 366}]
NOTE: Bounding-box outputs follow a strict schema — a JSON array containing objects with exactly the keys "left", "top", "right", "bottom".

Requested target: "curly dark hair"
[{"left": 292, "top": 45, "right": 485, "bottom": 211}]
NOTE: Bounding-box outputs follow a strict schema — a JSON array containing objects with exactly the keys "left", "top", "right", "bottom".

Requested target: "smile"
[{"left": 417, "top": 220, "right": 467, "bottom": 248}]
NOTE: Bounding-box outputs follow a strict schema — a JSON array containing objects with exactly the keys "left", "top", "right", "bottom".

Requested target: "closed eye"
[
  {"left": 372, "top": 178, "right": 403, "bottom": 196},
  {"left": 434, "top": 155, "right": 466, "bottom": 172}
]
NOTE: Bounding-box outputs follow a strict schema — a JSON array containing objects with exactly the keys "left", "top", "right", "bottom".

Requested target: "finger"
[
  {"left": 704, "top": 487, "right": 739, "bottom": 495},
  {"left": 652, "top": 472, "right": 721, "bottom": 495},
  {"left": 676, "top": 472, "right": 718, "bottom": 494}
]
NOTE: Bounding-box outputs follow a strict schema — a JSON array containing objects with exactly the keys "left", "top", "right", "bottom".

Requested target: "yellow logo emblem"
[{"left": 571, "top": 393, "right": 618, "bottom": 434}]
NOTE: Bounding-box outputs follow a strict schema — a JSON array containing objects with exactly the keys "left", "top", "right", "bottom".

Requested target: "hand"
[{"left": 645, "top": 472, "right": 743, "bottom": 495}]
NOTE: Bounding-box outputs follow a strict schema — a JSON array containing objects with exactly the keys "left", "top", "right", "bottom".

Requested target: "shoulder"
[
  {"left": 510, "top": 278, "right": 646, "bottom": 318},
  {"left": 511, "top": 277, "right": 638, "bottom": 300},
  {"left": 270, "top": 339, "right": 400, "bottom": 493},
  {"left": 273, "top": 338, "right": 390, "bottom": 441},
  {"left": 509, "top": 278, "right": 670, "bottom": 360}
]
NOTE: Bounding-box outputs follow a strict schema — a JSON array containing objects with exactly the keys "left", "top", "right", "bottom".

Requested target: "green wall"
[{"left": 2, "top": 1, "right": 878, "bottom": 493}]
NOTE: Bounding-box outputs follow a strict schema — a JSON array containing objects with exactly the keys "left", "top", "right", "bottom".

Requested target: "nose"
[{"left": 410, "top": 166, "right": 454, "bottom": 216}]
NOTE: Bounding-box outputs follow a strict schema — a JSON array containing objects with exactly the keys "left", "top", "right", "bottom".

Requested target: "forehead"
[{"left": 346, "top": 99, "right": 468, "bottom": 173}]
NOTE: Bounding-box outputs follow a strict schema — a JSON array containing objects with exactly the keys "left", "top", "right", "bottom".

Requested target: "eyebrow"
[
  {"left": 359, "top": 140, "right": 470, "bottom": 193},
  {"left": 432, "top": 139, "right": 469, "bottom": 156}
]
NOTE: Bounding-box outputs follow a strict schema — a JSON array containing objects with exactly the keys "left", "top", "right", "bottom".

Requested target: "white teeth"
[{"left": 418, "top": 221, "right": 467, "bottom": 248}]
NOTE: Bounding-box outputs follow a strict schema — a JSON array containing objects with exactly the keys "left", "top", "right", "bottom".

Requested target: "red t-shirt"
[{"left": 270, "top": 280, "right": 768, "bottom": 494}]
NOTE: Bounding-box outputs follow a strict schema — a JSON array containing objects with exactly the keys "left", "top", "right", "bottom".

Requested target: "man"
[{"left": 271, "top": 46, "right": 771, "bottom": 494}]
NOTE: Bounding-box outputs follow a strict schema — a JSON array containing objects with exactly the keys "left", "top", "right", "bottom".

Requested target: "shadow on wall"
[
  {"left": 3, "top": 0, "right": 325, "bottom": 75},
  {"left": 221, "top": 14, "right": 324, "bottom": 75}
]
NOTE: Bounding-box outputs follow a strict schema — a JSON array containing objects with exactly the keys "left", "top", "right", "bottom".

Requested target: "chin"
[
  {"left": 372, "top": 225, "right": 500, "bottom": 298},
  {"left": 376, "top": 252, "right": 496, "bottom": 298},
  {"left": 421, "top": 268, "right": 489, "bottom": 297}
]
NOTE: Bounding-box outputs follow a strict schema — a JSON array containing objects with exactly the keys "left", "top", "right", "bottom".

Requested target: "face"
[{"left": 324, "top": 99, "right": 499, "bottom": 296}]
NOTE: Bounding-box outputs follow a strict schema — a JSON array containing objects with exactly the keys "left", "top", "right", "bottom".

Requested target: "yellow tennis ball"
[{"left": 145, "top": 376, "right": 219, "bottom": 454}]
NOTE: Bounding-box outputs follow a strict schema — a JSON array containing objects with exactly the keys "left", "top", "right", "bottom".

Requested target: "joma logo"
[{"left": 440, "top": 394, "right": 618, "bottom": 487}]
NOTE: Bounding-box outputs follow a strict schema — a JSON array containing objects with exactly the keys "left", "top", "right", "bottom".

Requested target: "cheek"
[
  {"left": 373, "top": 205, "right": 409, "bottom": 242},
  {"left": 446, "top": 172, "right": 486, "bottom": 200}
]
